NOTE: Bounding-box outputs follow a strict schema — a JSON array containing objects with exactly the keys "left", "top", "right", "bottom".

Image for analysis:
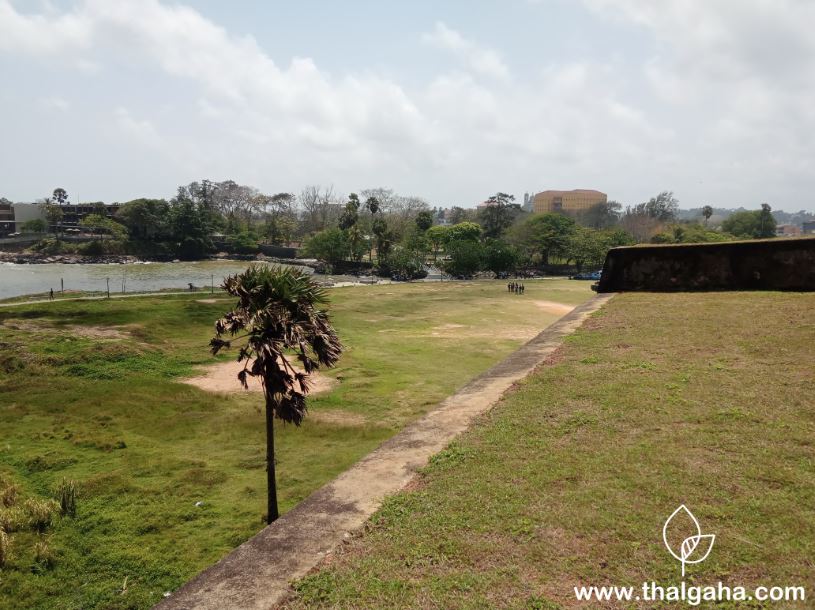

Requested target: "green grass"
[
  {"left": 0, "top": 279, "right": 590, "bottom": 609},
  {"left": 287, "top": 291, "right": 815, "bottom": 609}
]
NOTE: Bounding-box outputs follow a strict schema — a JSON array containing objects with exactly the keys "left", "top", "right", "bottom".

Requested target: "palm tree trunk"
[{"left": 265, "top": 397, "right": 279, "bottom": 524}]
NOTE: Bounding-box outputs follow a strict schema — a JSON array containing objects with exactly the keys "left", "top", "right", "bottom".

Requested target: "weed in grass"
[
  {"left": 32, "top": 539, "right": 56, "bottom": 572},
  {"left": 0, "top": 507, "right": 26, "bottom": 533},
  {"left": 55, "top": 479, "right": 77, "bottom": 518},
  {"left": 24, "top": 499, "right": 60, "bottom": 534},
  {"left": 0, "top": 528, "right": 10, "bottom": 567},
  {"left": 0, "top": 482, "right": 18, "bottom": 508}
]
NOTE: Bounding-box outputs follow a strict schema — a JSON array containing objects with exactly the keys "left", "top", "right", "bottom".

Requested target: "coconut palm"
[{"left": 210, "top": 265, "right": 342, "bottom": 523}]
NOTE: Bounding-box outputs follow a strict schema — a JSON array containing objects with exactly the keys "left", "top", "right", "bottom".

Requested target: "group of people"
[{"left": 507, "top": 281, "right": 525, "bottom": 294}]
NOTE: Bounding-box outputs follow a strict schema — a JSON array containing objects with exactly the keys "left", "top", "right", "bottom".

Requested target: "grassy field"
[
  {"left": 0, "top": 279, "right": 591, "bottom": 609},
  {"left": 287, "top": 292, "right": 815, "bottom": 609}
]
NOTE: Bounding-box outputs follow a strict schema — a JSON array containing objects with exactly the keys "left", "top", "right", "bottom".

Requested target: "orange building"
[{"left": 532, "top": 189, "right": 607, "bottom": 214}]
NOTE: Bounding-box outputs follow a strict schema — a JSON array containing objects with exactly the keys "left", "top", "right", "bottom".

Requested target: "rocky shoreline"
[
  {"left": 0, "top": 252, "right": 141, "bottom": 265},
  {"left": 0, "top": 250, "right": 323, "bottom": 269}
]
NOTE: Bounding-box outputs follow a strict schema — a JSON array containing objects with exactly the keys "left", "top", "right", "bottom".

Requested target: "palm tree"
[
  {"left": 210, "top": 265, "right": 342, "bottom": 523},
  {"left": 365, "top": 197, "right": 380, "bottom": 263},
  {"left": 702, "top": 205, "right": 713, "bottom": 226}
]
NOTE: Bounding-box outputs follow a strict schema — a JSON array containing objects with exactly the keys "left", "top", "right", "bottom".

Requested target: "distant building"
[
  {"left": 533, "top": 189, "right": 607, "bottom": 214},
  {"left": 802, "top": 221, "right": 815, "bottom": 235},
  {"left": 57, "top": 203, "right": 120, "bottom": 228},
  {"left": 0, "top": 201, "right": 13, "bottom": 235},
  {"left": 776, "top": 224, "right": 801, "bottom": 237},
  {"left": 0, "top": 202, "right": 121, "bottom": 236}
]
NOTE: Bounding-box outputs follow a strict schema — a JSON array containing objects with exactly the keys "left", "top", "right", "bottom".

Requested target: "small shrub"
[
  {"left": 77, "top": 239, "right": 105, "bottom": 256},
  {"left": 0, "top": 483, "right": 18, "bottom": 508},
  {"left": 0, "top": 528, "right": 11, "bottom": 567},
  {"left": 54, "top": 479, "right": 77, "bottom": 518},
  {"left": 32, "top": 539, "right": 55, "bottom": 572},
  {"left": 0, "top": 507, "right": 26, "bottom": 533},
  {"left": 23, "top": 499, "right": 60, "bottom": 533}
]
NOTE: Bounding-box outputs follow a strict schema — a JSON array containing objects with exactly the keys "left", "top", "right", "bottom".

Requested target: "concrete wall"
[
  {"left": 597, "top": 237, "right": 815, "bottom": 292},
  {"left": 12, "top": 203, "right": 47, "bottom": 227}
]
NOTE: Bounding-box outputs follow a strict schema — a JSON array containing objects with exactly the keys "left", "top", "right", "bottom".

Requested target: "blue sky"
[{"left": 1, "top": 0, "right": 814, "bottom": 211}]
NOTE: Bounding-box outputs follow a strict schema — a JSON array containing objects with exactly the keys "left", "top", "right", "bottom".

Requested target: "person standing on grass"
[{"left": 49, "top": 288, "right": 54, "bottom": 301}]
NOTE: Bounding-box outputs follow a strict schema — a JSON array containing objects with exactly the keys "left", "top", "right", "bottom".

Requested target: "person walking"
[{"left": 49, "top": 288, "right": 54, "bottom": 301}]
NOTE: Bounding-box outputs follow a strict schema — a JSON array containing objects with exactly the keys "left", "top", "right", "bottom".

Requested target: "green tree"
[
  {"left": 210, "top": 265, "right": 342, "bottom": 523},
  {"left": 442, "top": 239, "right": 483, "bottom": 277},
  {"left": 338, "top": 194, "right": 360, "bottom": 230},
  {"left": 415, "top": 210, "right": 434, "bottom": 232},
  {"left": 636, "top": 191, "right": 679, "bottom": 221},
  {"left": 372, "top": 217, "right": 394, "bottom": 261},
  {"left": 79, "top": 214, "right": 127, "bottom": 241},
  {"left": 346, "top": 225, "right": 366, "bottom": 262},
  {"left": 169, "top": 188, "right": 215, "bottom": 259},
  {"left": 721, "top": 207, "right": 777, "bottom": 239},
  {"left": 303, "top": 228, "right": 348, "bottom": 267},
  {"left": 448, "top": 206, "right": 472, "bottom": 224},
  {"left": 445, "top": 221, "right": 481, "bottom": 243},
  {"left": 701, "top": 205, "right": 714, "bottom": 226},
  {"left": 566, "top": 227, "right": 607, "bottom": 272},
  {"left": 757, "top": 203, "right": 776, "bottom": 238},
  {"left": 510, "top": 213, "right": 576, "bottom": 265},
  {"left": 364, "top": 196, "right": 381, "bottom": 263},
  {"left": 381, "top": 247, "right": 426, "bottom": 279},
  {"left": 116, "top": 199, "right": 170, "bottom": 241},
  {"left": 43, "top": 204, "right": 63, "bottom": 238},
  {"left": 258, "top": 193, "right": 296, "bottom": 245},
  {"left": 478, "top": 192, "right": 520, "bottom": 239},
  {"left": 482, "top": 239, "right": 519, "bottom": 276},
  {"left": 426, "top": 225, "right": 449, "bottom": 262},
  {"left": 578, "top": 200, "right": 622, "bottom": 229},
  {"left": 21, "top": 219, "right": 47, "bottom": 233},
  {"left": 50, "top": 188, "right": 69, "bottom": 205}
]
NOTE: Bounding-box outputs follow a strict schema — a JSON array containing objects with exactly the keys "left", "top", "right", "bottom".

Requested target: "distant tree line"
[{"left": 6, "top": 183, "right": 787, "bottom": 273}]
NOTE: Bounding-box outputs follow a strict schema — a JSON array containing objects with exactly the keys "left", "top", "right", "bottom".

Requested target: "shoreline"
[{"left": 0, "top": 251, "right": 321, "bottom": 268}]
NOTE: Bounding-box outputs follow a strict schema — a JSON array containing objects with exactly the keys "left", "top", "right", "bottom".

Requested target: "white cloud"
[
  {"left": 0, "top": 0, "right": 813, "bottom": 210},
  {"left": 38, "top": 96, "right": 70, "bottom": 112},
  {"left": 113, "top": 107, "right": 161, "bottom": 148},
  {"left": 0, "top": 0, "right": 91, "bottom": 56},
  {"left": 422, "top": 21, "right": 510, "bottom": 80}
]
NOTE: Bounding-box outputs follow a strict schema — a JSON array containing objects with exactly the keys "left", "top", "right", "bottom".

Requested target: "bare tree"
[{"left": 299, "top": 185, "right": 340, "bottom": 234}]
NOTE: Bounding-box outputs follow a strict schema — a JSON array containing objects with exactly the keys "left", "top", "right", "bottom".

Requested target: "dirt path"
[
  {"left": 156, "top": 293, "right": 614, "bottom": 610},
  {"left": 182, "top": 360, "right": 337, "bottom": 395}
]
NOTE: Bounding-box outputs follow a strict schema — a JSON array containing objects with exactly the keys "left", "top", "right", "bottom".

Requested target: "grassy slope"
[
  {"left": 0, "top": 279, "right": 590, "bottom": 609},
  {"left": 288, "top": 292, "right": 815, "bottom": 609}
]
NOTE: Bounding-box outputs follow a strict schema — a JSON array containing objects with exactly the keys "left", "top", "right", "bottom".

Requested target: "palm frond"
[{"left": 211, "top": 264, "right": 343, "bottom": 425}]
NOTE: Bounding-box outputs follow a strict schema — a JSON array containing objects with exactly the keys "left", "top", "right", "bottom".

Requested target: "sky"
[{"left": 1, "top": 0, "right": 814, "bottom": 211}]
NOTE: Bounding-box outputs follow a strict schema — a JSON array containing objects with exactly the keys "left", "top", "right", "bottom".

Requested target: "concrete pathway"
[{"left": 155, "top": 293, "right": 614, "bottom": 610}]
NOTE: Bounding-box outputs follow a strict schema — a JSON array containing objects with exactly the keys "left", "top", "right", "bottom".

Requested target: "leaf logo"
[{"left": 662, "top": 505, "right": 715, "bottom": 578}]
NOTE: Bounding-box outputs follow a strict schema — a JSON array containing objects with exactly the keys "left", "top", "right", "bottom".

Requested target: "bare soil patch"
[
  {"left": 182, "top": 360, "right": 338, "bottom": 395},
  {"left": 309, "top": 410, "right": 368, "bottom": 427},
  {"left": 2, "top": 319, "right": 133, "bottom": 340},
  {"left": 533, "top": 300, "right": 577, "bottom": 315}
]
